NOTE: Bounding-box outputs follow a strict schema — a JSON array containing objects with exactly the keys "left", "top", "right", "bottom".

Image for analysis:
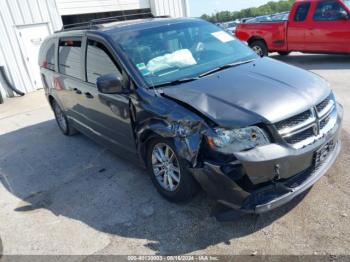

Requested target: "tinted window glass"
[
  {"left": 58, "top": 39, "right": 82, "bottom": 79},
  {"left": 294, "top": 3, "right": 311, "bottom": 21},
  {"left": 313, "top": 1, "right": 348, "bottom": 21},
  {"left": 86, "top": 40, "right": 121, "bottom": 84},
  {"left": 39, "top": 39, "right": 55, "bottom": 71}
]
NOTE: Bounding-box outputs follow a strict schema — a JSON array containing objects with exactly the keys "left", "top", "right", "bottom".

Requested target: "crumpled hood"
[{"left": 162, "top": 57, "right": 331, "bottom": 128}]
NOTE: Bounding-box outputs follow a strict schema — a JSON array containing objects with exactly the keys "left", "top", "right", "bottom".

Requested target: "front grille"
[
  {"left": 284, "top": 127, "right": 315, "bottom": 145},
  {"left": 320, "top": 114, "right": 331, "bottom": 130},
  {"left": 316, "top": 96, "right": 330, "bottom": 113},
  {"left": 316, "top": 95, "right": 334, "bottom": 118},
  {"left": 275, "top": 110, "right": 312, "bottom": 131},
  {"left": 275, "top": 95, "right": 337, "bottom": 149}
]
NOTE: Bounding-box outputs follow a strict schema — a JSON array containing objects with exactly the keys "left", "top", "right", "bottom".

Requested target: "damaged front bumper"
[{"left": 191, "top": 105, "right": 343, "bottom": 214}]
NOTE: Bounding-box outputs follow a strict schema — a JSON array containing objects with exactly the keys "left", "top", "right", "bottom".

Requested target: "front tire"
[
  {"left": 250, "top": 40, "right": 268, "bottom": 57},
  {"left": 147, "top": 138, "right": 198, "bottom": 203},
  {"left": 52, "top": 100, "right": 78, "bottom": 136}
]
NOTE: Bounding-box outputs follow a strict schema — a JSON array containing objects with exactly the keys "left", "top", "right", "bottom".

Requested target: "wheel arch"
[
  {"left": 138, "top": 129, "right": 162, "bottom": 167},
  {"left": 136, "top": 120, "right": 204, "bottom": 169},
  {"left": 248, "top": 36, "right": 267, "bottom": 47},
  {"left": 48, "top": 94, "right": 55, "bottom": 108}
]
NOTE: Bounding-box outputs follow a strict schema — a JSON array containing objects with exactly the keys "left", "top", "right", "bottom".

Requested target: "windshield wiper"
[
  {"left": 152, "top": 77, "right": 200, "bottom": 88},
  {"left": 151, "top": 59, "right": 255, "bottom": 88},
  {"left": 199, "top": 59, "right": 256, "bottom": 78}
]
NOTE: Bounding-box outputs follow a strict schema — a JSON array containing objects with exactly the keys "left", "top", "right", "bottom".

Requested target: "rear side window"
[
  {"left": 313, "top": 1, "right": 348, "bottom": 21},
  {"left": 86, "top": 40, "right": 121, "bottom": 84},
  {"left": 294, "top": 3, "right": 311, "bottom": 21},
  {"left": 39, "top": 39, "right": 56, "bottom": 71},
  {"left": 58, "top": 38, "right": 82, "bottom": 79}
]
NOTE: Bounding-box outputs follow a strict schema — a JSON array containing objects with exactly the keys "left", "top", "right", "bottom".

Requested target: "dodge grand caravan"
[{"left": 39, "top": 17, "right": 343, "bottom": 214}]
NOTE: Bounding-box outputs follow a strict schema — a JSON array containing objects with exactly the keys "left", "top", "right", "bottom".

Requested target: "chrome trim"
[
  {"left": 274, "top": 97, "right": 337, "bottom": 149},
  {"left": 320, "top": 108, "right": 337, "bottom": 134},
  {"left": 282, "top": 122, "right": 316, "bottom": 138},
  {"left": 317, "top": 100, "right": 335, "bottom": 118},
  {"left": 289, "top": 108, "right": 337, "bottom": 149},
  {"left": 278, "top": 111, "right": 316, "bottom": 136}
]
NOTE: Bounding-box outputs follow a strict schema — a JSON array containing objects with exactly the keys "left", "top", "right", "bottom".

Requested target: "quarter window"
[
  {"left": 294, "top": 3, "right": 311, "bottom": 22},
  {"left": 86, "top": 40, "right": 121, "bottom": 84},
  {"left": 313, "top": 1, "right": 348, "bottom": 21},
  {"left": 58, "top": 38, "right": 82, "bottom": 79},
  {"left": 39, "top": 39, "right": 56, "bottom": 71}
]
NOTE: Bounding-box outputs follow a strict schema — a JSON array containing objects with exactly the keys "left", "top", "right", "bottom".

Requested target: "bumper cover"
[
  {"left": 192, "top": 104, "right": 343, "bottom": 214},
  {"left": 241, "top": 140, "right": 341, "bottom": 213}
]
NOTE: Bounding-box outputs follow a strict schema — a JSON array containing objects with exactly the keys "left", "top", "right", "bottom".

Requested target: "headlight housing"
[{"left": 207, "top": 126, "right": 269, "bottom": 153}]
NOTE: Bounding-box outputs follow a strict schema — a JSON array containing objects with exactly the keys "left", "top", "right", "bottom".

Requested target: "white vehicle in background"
[
  {"left": 271, "top": 12, "right": 289, "bottom": 21},
  {"left": 222, "top": 20, "right": 240, "bottom": 34},
  {"left": 245, "top": 15, "right": 272, "bottom": 23}
]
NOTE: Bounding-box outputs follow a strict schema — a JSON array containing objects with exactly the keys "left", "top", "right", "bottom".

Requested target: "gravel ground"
[{"left": 0, "top": 53, "right": 349, "bottom": 257}]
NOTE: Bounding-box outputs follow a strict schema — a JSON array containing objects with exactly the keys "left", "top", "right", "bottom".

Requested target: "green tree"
[{"left": 200, "top": 0, "right": 294, "bottom": 23}]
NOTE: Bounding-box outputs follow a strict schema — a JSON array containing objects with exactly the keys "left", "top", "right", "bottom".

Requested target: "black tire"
[
  {"left": 250, "top": 40, "right": 268, "bottom": 57},
  {"left": 278, "top": 51, "right": 291, "bottom": 56},
  {"left": 146, "top": 137, "right": 198, "bottom": 203},
  {"left": 52, "top": 100, "right": 78, "bottom": 136}
]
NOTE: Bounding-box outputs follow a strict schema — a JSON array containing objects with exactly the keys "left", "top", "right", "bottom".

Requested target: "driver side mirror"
[
  {"left": 339, "top": 10, "right": 349, "bottom": 20},
  {"left": 96, "top": 74, "right": 123, "bottom": 94}
]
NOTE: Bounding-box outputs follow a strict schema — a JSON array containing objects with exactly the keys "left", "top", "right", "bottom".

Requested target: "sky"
[{"left": 188, "top": 0, "right": 280, "bottom": 17}]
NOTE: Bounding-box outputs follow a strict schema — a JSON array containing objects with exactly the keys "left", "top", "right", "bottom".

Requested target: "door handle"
[
  {"left": 73, "top": 88, "right": 82, "bottom": 94},
  {"left": 85, "top": 92, "right": 94, "bottom": 99}
]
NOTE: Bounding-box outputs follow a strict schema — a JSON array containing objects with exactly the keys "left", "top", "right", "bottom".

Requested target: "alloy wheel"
[
  {"left": 53, "top": 102, "right": 68, "bottom": 133},
  {"left": 151, "top": 143, "right": 181, "bottom": 192}
]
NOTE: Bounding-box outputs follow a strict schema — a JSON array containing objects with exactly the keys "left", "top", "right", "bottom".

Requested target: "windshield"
[{"left": 113, "top": 20, "right": 257, "bottom": 87}]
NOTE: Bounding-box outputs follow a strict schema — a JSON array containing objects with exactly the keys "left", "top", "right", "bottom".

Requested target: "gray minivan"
[{"left": 39, "top": 16, "right": 343, "bottom": 214}]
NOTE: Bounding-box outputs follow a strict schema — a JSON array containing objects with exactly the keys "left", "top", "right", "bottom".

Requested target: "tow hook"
[
  {"left": 272, "top": 164, "right": 293, "bottom": 193},
  {"left": 273, "top": 164, "right": 281, "bottom": 181}
]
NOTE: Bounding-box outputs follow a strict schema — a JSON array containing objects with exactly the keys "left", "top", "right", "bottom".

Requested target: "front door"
[
  {"left": 79, "top": 38, "right": 137, "bottom": 157},
  {"left": 305, "top": 0, "right": 350, "bottom": 53},
  {"left": 287, "top": 2, "right": 311, "bottom": 51},
  {"left": 17, "top": 23, "right": 51, "bottom": 91}
]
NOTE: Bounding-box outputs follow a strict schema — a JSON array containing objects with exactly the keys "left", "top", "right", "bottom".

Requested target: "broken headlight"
[{"left": 207, "top": 126, "right": 269, "bottom": 153}]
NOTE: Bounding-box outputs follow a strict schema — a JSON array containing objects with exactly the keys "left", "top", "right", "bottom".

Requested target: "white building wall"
[
  {"left": 56, "top": 0, "right": 151, "bottom": 16},
  {"left": 0, "top": 0, "right": 62, "bottom": 97},
  {"left": 56, "top": 0, "right": 189, "bottom": 18},
  {"left": 150, "top": 0, "right": 189, "bottom": 17},
  {"left": 0, "top": 0, "right": 189, "bottom": 98}
]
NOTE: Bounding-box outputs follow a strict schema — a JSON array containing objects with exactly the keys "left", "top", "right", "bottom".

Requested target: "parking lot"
[{"left": 0, "top": 53, "right": 349, "bottom": 256}]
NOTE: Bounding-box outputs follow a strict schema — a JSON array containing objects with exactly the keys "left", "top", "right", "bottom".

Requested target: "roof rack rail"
[{"left": 57, "top": 12, "right": 166, "bottom": 32}]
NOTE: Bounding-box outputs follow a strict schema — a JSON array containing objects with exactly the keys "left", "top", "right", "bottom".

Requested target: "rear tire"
[
  {"left": 52, "top": 100, "right": 78, "bottom": 136},
  {"left": 250, "top": 40, "right": 268, "bottom": 57},
  {"left": 146, "top": 137, "right": 198, "bottom": 203},
  {"left": 278, "top": 51, "right": 291, "bottom": 56}
]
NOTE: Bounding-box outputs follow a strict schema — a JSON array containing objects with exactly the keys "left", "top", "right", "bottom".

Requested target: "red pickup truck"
[{"left": 235, "top": 0, "right": 350, "bottom": 56}]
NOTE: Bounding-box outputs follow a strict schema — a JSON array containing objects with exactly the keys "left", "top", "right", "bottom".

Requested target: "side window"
[
  {"left": 313, "top": 1, "right": 348, "bottom": 21},
  {"left": 58, "top": 38, "right": 82, "bottom": 79},
  {"left": 39, "top": 39, "right": 56, "bottom": 71},
  {"left": 294, "top": 3, "right": 311, "bottom": 22},
  {"left": 86, "top": 40, "right": 122, "bottom": 84}
]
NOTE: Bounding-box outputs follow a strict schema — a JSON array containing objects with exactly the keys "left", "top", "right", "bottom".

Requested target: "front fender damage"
[
  {"left": 134, "top": 96, "right": 253, "bottom": 219},
  {"left": 136, "top": 117, "right": 207, "bottom": 167}
]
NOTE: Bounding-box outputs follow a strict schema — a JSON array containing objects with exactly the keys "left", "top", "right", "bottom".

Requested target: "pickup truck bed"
[{"left": 236, "top": 21, "right": 288, "bottom": 54}]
